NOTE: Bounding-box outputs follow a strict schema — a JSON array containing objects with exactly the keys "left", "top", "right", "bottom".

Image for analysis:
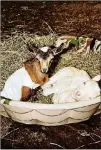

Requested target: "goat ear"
[
  {"left": 52, "top": 43, "right": 65, "bottom": 56},
  {"left": 27, "top": 43, "right": 39, "bottom": 54}
]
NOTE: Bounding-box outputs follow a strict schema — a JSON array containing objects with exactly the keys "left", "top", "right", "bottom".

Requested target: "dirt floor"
[
  {"left": 1, "top": 114, "right": 101, "bottom": 149},
  {"left": 1, "top": 1, "right": 101, "bottom": 149}
]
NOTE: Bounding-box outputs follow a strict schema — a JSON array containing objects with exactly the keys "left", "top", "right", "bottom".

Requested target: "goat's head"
[{"left": 27, "top": 43, "right": 65, "bottom": 73}]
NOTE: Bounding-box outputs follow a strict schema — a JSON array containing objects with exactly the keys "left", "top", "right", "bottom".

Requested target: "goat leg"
[
  {"left": 83, "top": 46, "right": 90, "bottom": 56},
  {"left": 21, "top": 86, "right": 31, "bottom": 101}
]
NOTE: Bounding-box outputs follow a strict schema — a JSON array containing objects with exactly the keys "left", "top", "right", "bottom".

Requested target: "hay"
[
  {"left": 29, "top": 88, "right": 54, "bottom": 104},
  {"left": 0, "top": 33, "right": 100, "bottom": 103},
  {"left": 54, "top": 49, "right": 100, "bottom": 78}
]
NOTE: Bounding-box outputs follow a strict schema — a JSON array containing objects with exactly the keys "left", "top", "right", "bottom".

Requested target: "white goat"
[{"left": 42, "top": 67, "right": 100, "bottom": 104}]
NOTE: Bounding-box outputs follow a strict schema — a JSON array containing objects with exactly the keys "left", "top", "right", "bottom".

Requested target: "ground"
[
  {"left": 1, "top": 1, "right": 101, "bottom": 149},
  {"left": 1, "top": 114, "right": 101, "bottom": 149}
]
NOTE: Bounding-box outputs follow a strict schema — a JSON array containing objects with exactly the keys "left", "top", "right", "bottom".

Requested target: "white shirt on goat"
[
  {"left": 40, "top": 46, "right": 49, "bottom": 52},
  {"left": 0, "top": 67, "right": 39, "bottom": 101}
]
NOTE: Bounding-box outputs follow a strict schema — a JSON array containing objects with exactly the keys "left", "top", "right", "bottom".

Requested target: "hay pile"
[{"left": 0, "top": 33, "right": 100, "bottom": 103}]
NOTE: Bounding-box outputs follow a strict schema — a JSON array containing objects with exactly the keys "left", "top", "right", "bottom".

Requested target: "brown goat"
[
  {"left": 21, "top": 60, "right": 49, "bottom": 101},
  {"left": 0, "top": 59, "right": 48, "bottom": 101}
]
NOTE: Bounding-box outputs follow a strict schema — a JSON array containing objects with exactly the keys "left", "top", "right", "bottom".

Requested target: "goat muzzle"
[{"left": 41, "top": 68, "right": 48, "bottom": 73}]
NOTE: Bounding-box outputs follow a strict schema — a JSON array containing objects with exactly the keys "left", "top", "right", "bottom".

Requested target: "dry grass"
[
  {"left": 0, "top": 33, "right": 100, "bottom": 103},
  {"left": 55, "top": 49, "right": 100, "bottom": 77}
]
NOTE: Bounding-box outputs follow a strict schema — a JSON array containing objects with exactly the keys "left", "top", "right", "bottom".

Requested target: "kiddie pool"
[{"left": 0, "top": 97, "right": 101, "bottom": 126}]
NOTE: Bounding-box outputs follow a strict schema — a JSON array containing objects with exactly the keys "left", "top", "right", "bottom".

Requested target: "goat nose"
[{"left": 42, "top": 68, "right": 48, "bottom": 73}]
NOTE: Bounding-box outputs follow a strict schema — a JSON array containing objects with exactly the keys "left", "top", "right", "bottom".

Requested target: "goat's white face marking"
[{"left": 39, "top": 46, "right": 49, "bottom": 52}]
